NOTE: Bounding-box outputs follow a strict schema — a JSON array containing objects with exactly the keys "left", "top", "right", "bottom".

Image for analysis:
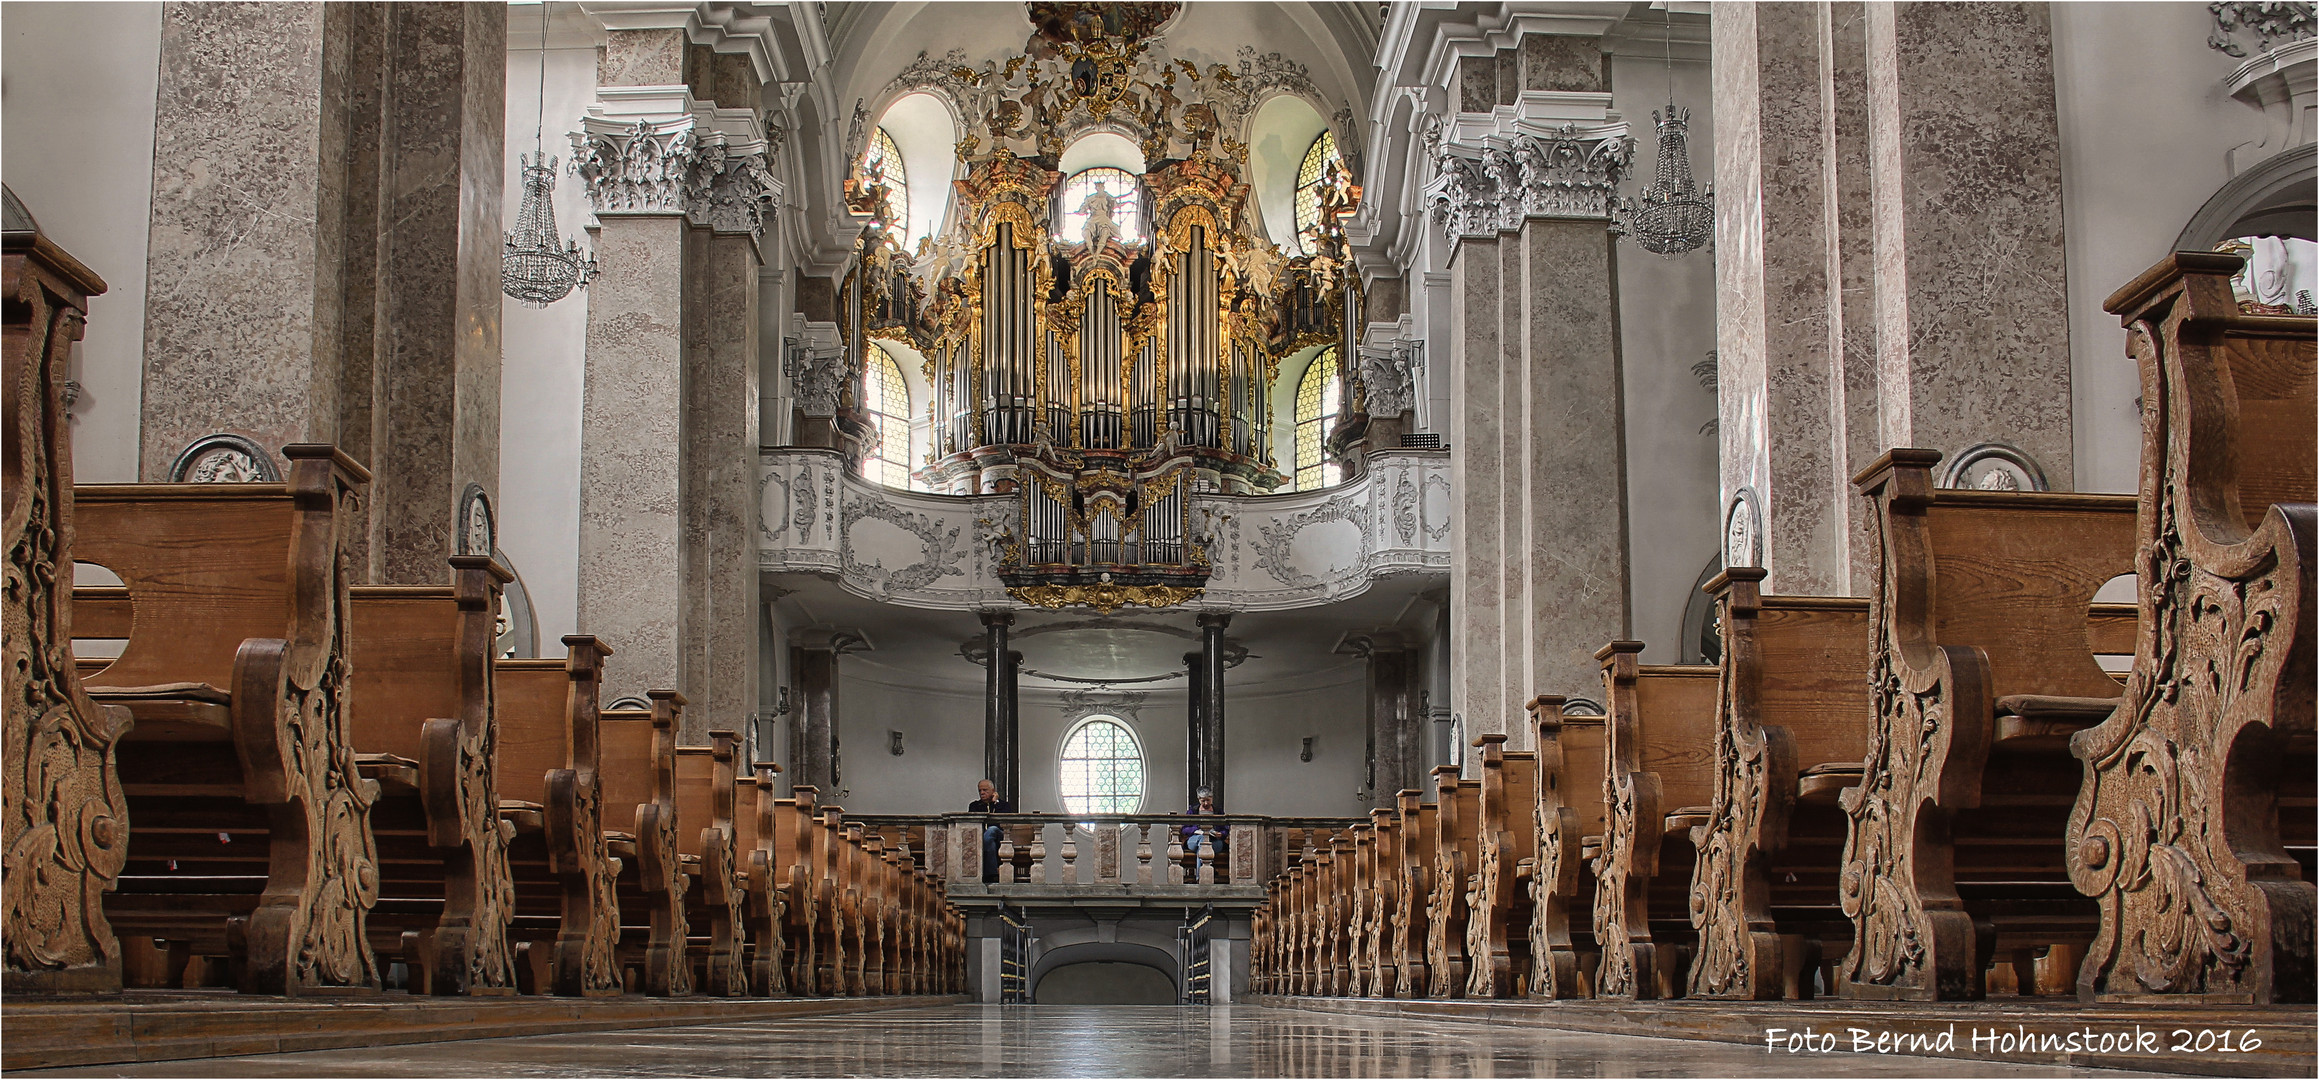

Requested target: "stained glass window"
[
  {"left": 1056, "top": 167, "right": 1144, "bottom": 245},
  {"left": 861, "top": 343, "right": 912, "bottom": 489},
  {"left": 1292, "top": 130, "right": 1342, "bottom": 255},
  {"left": 1293, "top": 347, "right": 1342, "bottom": 491},
  {"left": 858, "top": 127, "right": 908, "bottom": 234},
  {"left": 1058, "top": 716, "right": 1144, "bottom": 816}
]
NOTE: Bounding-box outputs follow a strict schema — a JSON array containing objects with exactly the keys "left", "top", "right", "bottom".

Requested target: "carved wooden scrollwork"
[
  {"left": 3, "top": 231, "right": 131, "bottom": 994},
  {"left": 546, "top": 639, "right": 621, "bottom": 996},
  {"left": 2070, "top": 254, "right": 2316, "bottom": 1004},
  {"left": 1686, "top": 572, "right": 1799, "bottom": 1000},
  {"left": 1424, "top": 768, "right": 1469, "bottom": 997},
  {"left": 637, "top": 691, "right": 693, "bottom": 997},
  {"left": 1525, "top": 699, "right": 1584, "bottom": 1000},
  {"left": 1464, "top": 734, "right": 1515, "bottom": 998},
  {"left": 698, "top": 733, "right": 748, "bottom": 997},
  {"left": 1836, "top": 451, "right": 1991, "bottom": 1000}
]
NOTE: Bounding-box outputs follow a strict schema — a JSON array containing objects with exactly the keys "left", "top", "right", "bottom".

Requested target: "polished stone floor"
[{"left": 33, "top": 1003, "right": 2164, "bottom": 1078}]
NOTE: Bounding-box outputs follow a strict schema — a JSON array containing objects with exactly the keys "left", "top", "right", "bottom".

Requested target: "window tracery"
[
  {"left": 1059, "top": 716, "right": 1145, "bottom": 815},
  {"left": 861, "top": 343, "right": 913, "bottom": 489},
  {"left": 1294, "top": 347, "right": 1342, "bottom": 491}
]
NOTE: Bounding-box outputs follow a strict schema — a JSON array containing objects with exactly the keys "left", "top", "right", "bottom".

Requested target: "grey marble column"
[
  {"left": 981, "top": 610, "right": 1014, "bottom": 801},
  {"left": 1713, "top": 0, "right": 1846, "bottom": 596},
  {"left": 1198, "top": 612, "right": 1230, "bottom": 810},
  {"left": 368, "top": 2, "right": 504, "bottom": 584},
  {"left": 140, "top": 2, "right": 359, "bottom": 480},
  {"left": 1864, "top": 1, "right": 2074, "bottom": 486},
  {"left": 786, "top": 644, "right": 838, "bottom": 794},
  {"left": 1446, "top": 230, "right": 1505, "bottom": 746},
  {"left": 1348, "top": 633, "right": 1418, "bottom": 801},
  {"left": 1822, "top": 2, "right": 1882, "bottom": 593}
]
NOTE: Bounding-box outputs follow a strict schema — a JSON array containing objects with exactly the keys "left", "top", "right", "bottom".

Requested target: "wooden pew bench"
[
  {"left": 1423, "top": 766, "right": 1479, "bottom": 997},
  {"left": 598, "top": 691, "right": 693, "bottom": 995},
  {"left": 770, "top": 785, "right": 825, "bottom": 995},
  {"left": 674, "top": 732, "right": 747, "bottom": 996},
  {"left": 491, "top": 638, "right": 622, "bottom": 996},
  {"left": 2070, "top": 252, "right": 2316, "bottom": 1004},
  {"left": 1390, "top": 791, "right": 1434, "bottom": 998},
  {"left": 1591, "top": 646, "right": 1717, "bottom": 1000},
  {"left": 732, "top": 763, "right": 790, "bottom": 995},
  {"left": 1464, "top": 734, "right": 1538, "bottom": 998},
  {"left": 1838, "top": 449, "right": 2137, "bottom": 1000},
  {"left": 77, "top": 445, "right": 382, "bottom": 995},
  {"left": 1524, "top": 697, "right": 1606, "bottom": 999},
  {"left": 344, "top": 556, "right": 517, "bottom": 996}
]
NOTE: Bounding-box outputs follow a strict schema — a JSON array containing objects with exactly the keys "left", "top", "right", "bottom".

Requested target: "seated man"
[
  {"left": 1181, "top": 789, "right": 1228, "bottom": 866},
  {"left": 969, "top": 779, "right": 1013, "bottom": 884}
]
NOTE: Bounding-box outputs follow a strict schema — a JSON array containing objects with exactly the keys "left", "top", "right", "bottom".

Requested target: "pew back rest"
[
  {"left": 348, "top": 586, "right": 462, "bottom": 762},
  {"left": 2223, "top": 317, "right": 2317, "bottom": 521},
  {"left": 491, "top": 660, "right": 571, "bottom": 804},
  {"left": 1752, "top": 596, "right": 1874, "bottom": 765},
  {"left": 1500, "top": 751, "right": 1539, "bottom": 859},
  {"left": 71, "top": 485, "right": 298, "bottom": 690},
  {"left": 1560, "top": 716, "right": 1609, "bottom": 832},
  {"left": 675, "top": 747, "right": 721, "bottom": 859},
  {"left": 1924, "top": 490, "right": 2136, "bottom": 701},
  {"left": 599, "top": 710, "right": 660, "bottom": 827},
  {"left": 1634, "top": 666, "right": 1718, "bottom": 807}
]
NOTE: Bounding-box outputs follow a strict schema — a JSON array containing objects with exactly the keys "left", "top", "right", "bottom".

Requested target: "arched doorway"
[{"left": 1029, "top": 941, "right": 1179, "bottom": 1004}]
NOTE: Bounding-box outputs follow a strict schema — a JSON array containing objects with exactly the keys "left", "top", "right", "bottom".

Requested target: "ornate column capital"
[
  {"left": 1354, "top": 334, "right": 1421, "bottom": 418},
  {"left": 570, "top": 87, "right": 780, "bottom": 240},
  {"left": 1425, "top": 123, "right": 1634, "bottom": 243}
]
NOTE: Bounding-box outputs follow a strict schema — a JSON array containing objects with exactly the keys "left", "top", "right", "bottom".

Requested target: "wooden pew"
[
  {"left": 1526, "top": 696, "right": 1607, "bottom": 999},
  {"left": 1464, "top": 733, "right": 1539, "bottom": 998},
  {"left": 814, "top": 806, "right": 851, "bottom": 996},
  {"left": 1322, "top": 835, "right": 1349, "bottom": 996},
  {"left": 345, "top": 556, "right": 517, "bottom": 995},
  {"left": 773, "top": 785, "right": 823, "bottom": 994},
  {"left": 853, "top": 824, "right": 884, "bottom": 995},
  {"left": 80, "top": 445, "right": 381, "bottom": 994},
  {"left": 733, "top": 763, "right": 789, "bottom": 995},
  {"left": 4, "top": 223, "right": 132, "bottom": 993},
  {"left": 1838, "top": 449, "right": 2136, "bottom": 1000},
  {"left": 2070, "top": 252, "right": 2316, "bottom": 1003},
  {"left": 1362, "top": 806, "right": 1397, "bottom": 996},
  {"left": 1389, "top": 790, "right": 1433, "bottom": 998},
  {"left": 1424, "top": 766, "right": 1478, "bottom": 997},
  {"left": 492, "top": 638, "right": 622, "bottom": 996},
  {"left": 1346, "top": 821, "right": 1374, "bottom": 995},
  {"left": 674, "top": 731, "right": 746, "bottom": 996},
  {"left": 599, "top": 691, "right": 693, "bottom": 996},
  {"left": 1593, "top": 643, "right": 1718, "bottom": 1000},
  {"left": 1686, "top": 571, "right": 1872, "bottom": 1001}
]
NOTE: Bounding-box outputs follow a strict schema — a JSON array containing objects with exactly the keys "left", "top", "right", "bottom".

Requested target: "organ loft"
[{"left": 1, "top": 0, "right": 2313, "bottom": 1076}]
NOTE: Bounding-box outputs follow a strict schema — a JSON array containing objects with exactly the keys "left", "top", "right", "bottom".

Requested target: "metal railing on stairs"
[
  {"left": 997, "top": 902, "right": 1033, "bottom": 1004},
  {"left": 1179, "top": 904, "right": 1217, "bottom": 1004}
]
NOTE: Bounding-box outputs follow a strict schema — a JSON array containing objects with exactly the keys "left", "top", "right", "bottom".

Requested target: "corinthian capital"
[{"left": 1426, "top": 124, "right": 1635, "bottom": 243}]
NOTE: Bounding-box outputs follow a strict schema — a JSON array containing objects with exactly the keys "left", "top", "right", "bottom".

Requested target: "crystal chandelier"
[
  {"left": 502, "top": 3, "right": 598, "bottom": 306},
  {"left": 1614, "top": 102, "right": 1713, "bottom": 257},
  {"left": 503, "top": 152, "right": 597, "bottom": 305}
]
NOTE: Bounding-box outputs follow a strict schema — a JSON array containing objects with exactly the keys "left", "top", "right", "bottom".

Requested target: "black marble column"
[
  {"left": 981, "top": 609, "right": 1016, "bottom": 803},
  {"left": 1002, "top": 649, "right": 1022, "bottom": 804},
  {"left": 788, "top": 643, "right": 838, "bottom": 794},
  {"left": 1198, "top": 612, "right": 1231, "bottom": 810},
  {"left": 1184, "top": 651, "right": 1205, "bottom": 807},
  {"left": 1353, "top": 634, "right": 1418, "bottom": 800}
]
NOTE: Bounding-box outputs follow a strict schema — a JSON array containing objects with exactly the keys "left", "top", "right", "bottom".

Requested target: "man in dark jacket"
[{"left": 970, "top": 779, "right": 1013, "bottom": 883}]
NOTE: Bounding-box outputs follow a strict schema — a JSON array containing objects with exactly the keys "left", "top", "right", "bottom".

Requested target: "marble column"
[
  {"left": 788, "top": 641, "right": 838, "bottom": 794},
  {"left": 1184, "top": 651, "right": 1206, "bottom": 805},
  {"left": 1001, "top": 649, "right": 1022, "bottom": 805},
  {"left": 1198, "top": 612, "right": 1230, "bottom": 809},
  {"left": 140, "top": 2, "right": 359, "bottom": 480},
  {"left": 678, "top": 52, "right": 774, "bottom": 742},
  {"left": 368, "top": 2, "right": 504, "bottom": 584},
  {"left": 1863, "top": 1, "right": 2074, "bottom": 485},
  {"left": 1345, "top": 633, "right": 1418, "bottom": 801},
  {"left": 572, "top": 28, "right": 775, "bottom": 708},
  {"left": 981, "top": 610, "right": 1015, "bottom": 801},
  {"left": 1822, "top": 2, "right": 1882, "bottom": 592},
  {"left": 1431, "top": 33, "right": 1634, "bottom": 745}
]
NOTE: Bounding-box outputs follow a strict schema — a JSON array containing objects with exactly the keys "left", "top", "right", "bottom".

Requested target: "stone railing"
[
  {"left": 847, "top": 813, "right": 1367, "bottom": 894},
  {"left": 757, "top": 447, "right": 1451, "bottom": 611}
]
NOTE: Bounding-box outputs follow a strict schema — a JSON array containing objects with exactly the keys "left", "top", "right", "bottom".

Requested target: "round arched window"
[{"left": 1058, "top": 716, "right": 1145, "bottom": 815}]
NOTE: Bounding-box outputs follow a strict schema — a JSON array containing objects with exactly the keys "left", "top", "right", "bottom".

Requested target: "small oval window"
[{"left": 1058, "top": 716, "right": 1145, "bottom": 815}]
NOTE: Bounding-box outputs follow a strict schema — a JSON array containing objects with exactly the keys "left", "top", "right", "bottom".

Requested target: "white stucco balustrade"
[{"left": 757, "top": 447, "right": 1452, "bottom": 611}]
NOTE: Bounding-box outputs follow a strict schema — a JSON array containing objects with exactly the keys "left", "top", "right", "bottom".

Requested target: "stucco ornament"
[
  {"left": 1356, "top": 340, "right": 1418, "bottom": 417},
  {"left": 1428, "top": 127, "right": 1636, "bottom": 242}
]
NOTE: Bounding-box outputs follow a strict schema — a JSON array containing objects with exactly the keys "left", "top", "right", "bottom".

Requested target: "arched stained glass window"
[
  {"left": 857, "top": 127, "right": 908, "bottom": 234},
  {"left": 1058, "top": 716, "right": 1144, "bottom": 815},
  {"left": 1292, "top": 130, "right": 1343, "bottom": 255},
  {"left": 1056, "top": 167, "right": 1144, "bottom": 245},
  {"left": 1293, "top": 347, "right": 1342, "bottom": 491},
  {"left": 861, "top": 343, "right": 912, "bottom": 489}
]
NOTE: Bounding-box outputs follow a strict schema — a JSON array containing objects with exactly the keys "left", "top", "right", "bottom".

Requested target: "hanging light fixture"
[
  {"left": 1614, "top": 11, "right": 1713, "bottom": 257},
  {"left": 502, "top": 2, "right": 598, "bottom": 306}
]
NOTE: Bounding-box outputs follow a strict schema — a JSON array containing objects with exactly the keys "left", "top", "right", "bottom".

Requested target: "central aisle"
[{"left": 25, "top": 1004, "right": 2157, "bottom": 1078}]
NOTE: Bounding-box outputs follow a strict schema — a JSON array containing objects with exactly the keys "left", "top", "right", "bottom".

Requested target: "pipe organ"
[{"left": 841, "top": 4, "right": 1362, "bottom": 611}]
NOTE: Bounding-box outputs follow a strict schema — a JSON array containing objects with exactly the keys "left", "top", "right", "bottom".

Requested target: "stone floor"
[{"left": 25, "top": 1003, "right": 2172, "bottom": 1078}]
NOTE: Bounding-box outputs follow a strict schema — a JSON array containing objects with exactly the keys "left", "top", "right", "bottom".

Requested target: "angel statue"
[{"left": 1078, "top": 180, "right": 1121, "bottom": 249}]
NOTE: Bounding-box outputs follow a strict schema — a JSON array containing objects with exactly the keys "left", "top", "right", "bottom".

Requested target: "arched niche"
[
  {"left": 1028, "top": 940, "right": 1181, "bottom": 1004},
  {"left": 2176, "top": 143, "right": 2316, "bottom": 248},
  {"left": 873, "top": 91, "right": 960, "bottom": 248},
  {"left": 1246, "top": 93, "right": 1330, "bottom": 249}
]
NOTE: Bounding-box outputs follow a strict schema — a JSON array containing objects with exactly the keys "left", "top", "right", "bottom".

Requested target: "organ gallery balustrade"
[{"left": 844, "top": 813, "right": 1366, "bottom": 894}]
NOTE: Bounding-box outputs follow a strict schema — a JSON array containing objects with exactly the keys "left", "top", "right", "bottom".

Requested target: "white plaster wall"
[
  {"left": 498, "top": 41, "right": 599, "bottom": 645},
  {"left": 1611, "top": 52, "right": 1720, "bottom": 662},
  {"left": 1, "top": 2, "right": 162, "bottom": 483},
  {"left": 830, "top": 665, "right": 1366, "bottom": 818},
  {"left": 2052, "top": 2, "right": 2264, "bottom": 494}
]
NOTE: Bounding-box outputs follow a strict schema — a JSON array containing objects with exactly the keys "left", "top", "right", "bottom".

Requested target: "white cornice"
[{"left": 577, "top": 1, "right": 797, "bottom": 86}]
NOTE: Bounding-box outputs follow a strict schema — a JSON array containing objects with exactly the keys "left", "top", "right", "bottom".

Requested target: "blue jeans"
[{"left": 982, "top": 825, "right": 1003, "bottom": 883}]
